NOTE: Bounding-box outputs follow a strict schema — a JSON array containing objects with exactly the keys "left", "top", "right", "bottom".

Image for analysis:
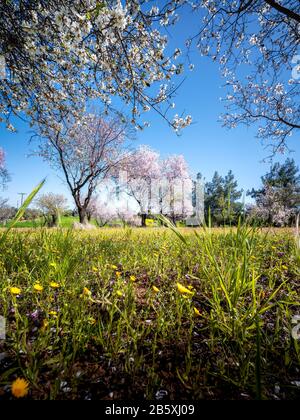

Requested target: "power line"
[{"left": 18, "top": 192, "right": 26, "bottom": 208}]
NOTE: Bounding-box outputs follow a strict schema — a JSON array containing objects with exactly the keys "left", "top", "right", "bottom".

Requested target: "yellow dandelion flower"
[
  {"left": 10, "top": 287, "right": 21, "bottom": 295},
  {"left": 50, "top": 282, "right": 60, "bottom": 289},
  {"left": 82, "top": 287, "right": 91, "bottom": 296},
  {"left": 33, "top": 284, "right": 43, "bottom": 292},
  {"left": 177, "top": 282, "right": 194, "bottom": 296},
  {"left": 115, "top": 271, "right": 122, "bottom": 277},
  {"left": 116, "top": 290, "right": 123, "bottom": 297},
  {"left": 49, "top": 311, "right": 57, "bottom": 317},
  {"left": 193, "top": 307, "right": 201, "bottom": 316},
  {"left": 130, "top": 275, "right": 136, "bottom": 282},
  {"left": 152, "top": 286, "right": 160, "bottom": 293},
  {"left": 11, "top": 378, "right": 29, "bottom": 398},
  {"left": 41, "top": 319, "right": 49, "bottom": 331}
]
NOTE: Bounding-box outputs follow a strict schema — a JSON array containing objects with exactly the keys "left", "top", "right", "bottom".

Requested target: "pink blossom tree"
[
  {"left": 247, "top": 184, "right": 295, "bottom": 227},
  {"left": 91, "top": 200, "right": 117, "bottom": 227},
  {"left": 123, "top": 146, "right": 161, "bottom": 227},
  {"left": 161, "top": 155, "right": 193, "bottom": 224},
  {"left": 38, "top": 113, "right": 128, "bottom": 224}
]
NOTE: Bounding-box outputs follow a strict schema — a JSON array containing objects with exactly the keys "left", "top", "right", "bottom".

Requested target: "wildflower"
[
  {"left": 194, "top": 307, "right": 201, "bottom": 317},
  {"left": 152, "top": 286, "right": 160, "bottom": 293},
  {"left": 49, "top": 311, "right": 57, "bottom": 317},
  {"left": 41, "top": 319, "right": 49, "bottom": 331},
  {"left": 10, "top": 287, "right": 21, "bottom": 295},
  {"left": 130, "top": 275, "right": 136, "bottom": 282},
  {"left": 50, "top": 282, "right": 60, "bottom": 289},
  {"left": 33, "top": 283, "right": 43, "bottom": 292},
  {"left": 177, "top": 282, "right": 194, "bottom": 296},
  {"left": 111, "top": 264, "right": 118, "bottom": 270},
  {"left": 282, "top": 265, "right": 288, "bottom": 270},
  {"left": 82, "top": 287, "right": 91, "bottom": 296},
  {"left": 92, "top": 266, "right": 98, "bottom": 272},
  {"left": 115, "top": 271, "right": 122, "bottom": 277},
  {"left": 116, "top": 290, "right": 123, "bottom": 297},
  {"left": 11, "top": 378, "right": 29, "bottom": 398}
]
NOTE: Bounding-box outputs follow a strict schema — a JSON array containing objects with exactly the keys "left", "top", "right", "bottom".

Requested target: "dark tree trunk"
[
  {"left": 141, "top": 213, "right": 147, "bottom": 227},
  {"left": 52, "top": 213, "right": 58, "bottom": 227},
  {"left": 79, "top": 207, "right": 88, "bottom": 224}
]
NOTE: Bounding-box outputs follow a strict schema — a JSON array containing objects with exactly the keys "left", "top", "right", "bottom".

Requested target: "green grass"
[
  {"left": 0, "top": 226, "right": 299, "bottom": 400},
  {"left": 0, "top": 216, "right": 98, "bottom": 229}
]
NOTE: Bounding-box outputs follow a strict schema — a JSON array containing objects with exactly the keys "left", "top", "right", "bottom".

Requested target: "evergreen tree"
[{"left": 205, "top": 170, "right": 243, "bottom": 225}]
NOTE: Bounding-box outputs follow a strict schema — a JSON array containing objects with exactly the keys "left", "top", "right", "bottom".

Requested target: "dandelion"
[
  {"left": 49, "top": 311, "right": 57, "bottom": 317},
  {"left": 115, "top": 271, "right": 122, "bottom": 277},
  {"left": 82, "top": 287, "right": 91, "bottom": 296},
  {"left": 11, "top": 378, "right": 29, "bottom": 398},
  {"left": 33, "top": 283, "right": 43, "bottom": 292},
  {"left": 152, "top": 286, "right": 160, "bottom": 293},
  {"left": 130, "top": 275, "right": 136, "bottom": 282},
  {"left": 41, "top": 319, "right": 49, "bottom": 331},
  {"left": 194, "top": 307, "right": 201, "bottom": 317},
  {"left": 10, "top": 287, "right": 21, "bottom": 295},
  {"left": 177, "top": 282, "right": 194, "bottom": 296},
  {"left": 116, "top": 290, "right": 123, "bottom": 297},
  {"left": 50, "top": 282, "right": 60, "bottom": 289}
]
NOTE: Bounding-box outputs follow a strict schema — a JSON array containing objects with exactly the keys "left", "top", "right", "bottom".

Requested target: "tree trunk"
[
  {"left": 141, "top": 213, "right": 147, "bottom": 227},
  {"left": 52, "top": 213, "right": 58, "bottom": 227},
  {"left": 78, "top": 207, "right": 88, "bottom": 224}
]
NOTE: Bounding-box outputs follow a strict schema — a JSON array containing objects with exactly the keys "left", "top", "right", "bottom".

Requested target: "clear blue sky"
[{"left": 0, "top": 8, "right": 299, "bottom": 208}]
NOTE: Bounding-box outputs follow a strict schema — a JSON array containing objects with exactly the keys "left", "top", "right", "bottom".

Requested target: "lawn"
[
  {"left": 0, "top": 216, "right": 98, "bottom": 229},
  {"left": 0, "top": 226, "right": 299, "bottom": 400}
]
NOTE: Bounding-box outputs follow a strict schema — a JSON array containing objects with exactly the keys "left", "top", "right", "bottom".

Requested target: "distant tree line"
[
  {"left": 1, "top": 158, "right": 299, "bottom": 228},
  {"left": 202, "top": 158, "right": 300, "bottom": 227}
]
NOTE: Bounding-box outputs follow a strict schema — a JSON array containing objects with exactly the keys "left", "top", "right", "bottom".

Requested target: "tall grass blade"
[{"left": 0, "top": 178, "right": 45, "bottom": 245}]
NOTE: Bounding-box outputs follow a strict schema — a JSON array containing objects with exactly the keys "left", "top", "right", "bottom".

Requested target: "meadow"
[{"left": 0, "top": 226, "right": 299, "bottom": 400}]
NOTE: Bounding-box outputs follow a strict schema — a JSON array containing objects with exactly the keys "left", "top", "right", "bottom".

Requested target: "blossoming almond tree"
[
  {"left": 191, "top": 0, "right": 300, "bottom": 151},
  {"left": 122, "top": 146, "right": 193, "bottom": 226},
  {"left": 0, "top": 0, "right": 192, "bottom": 133},
  {"left": 161, "top": 154, "right": 193, "bottom": 223},
  {"left": 38, "top": 113, "right": 128, "bottom": 224},
  {"left": 122, "top": 145, "right": 161, "bottom": 226}
]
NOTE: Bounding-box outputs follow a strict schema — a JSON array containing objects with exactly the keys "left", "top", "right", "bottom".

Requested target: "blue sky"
[{"left": 0, "top": 7, "right": 299, "bottom": 208}]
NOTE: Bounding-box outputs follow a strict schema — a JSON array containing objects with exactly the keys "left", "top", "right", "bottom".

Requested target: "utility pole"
[{"left": 18, "top": 192, "right": 26, "bottom": 208}]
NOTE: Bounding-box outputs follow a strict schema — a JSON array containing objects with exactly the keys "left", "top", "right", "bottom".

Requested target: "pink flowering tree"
[
  {"left": 90, "top": 200, "right": 117, "bottom": 227},
  {"left": 123, "top": 146, "right": 161, "bottom": 227},
  {"left": 38, "top": 113, "right": 128, "bottom": 224},
  {"left": 247, "top": 184, "right": 295, "bottom": 226},
  {"left": 161, "top": 155, "right": 193, "bottom": 224},
  {"left": 116, "top": 204, "right": 138, "bottom": 227}
]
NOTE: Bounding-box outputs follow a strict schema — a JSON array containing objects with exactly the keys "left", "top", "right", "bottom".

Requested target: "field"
[{"left": 0, "top": 226, "right": 299, "bottom": 400}]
